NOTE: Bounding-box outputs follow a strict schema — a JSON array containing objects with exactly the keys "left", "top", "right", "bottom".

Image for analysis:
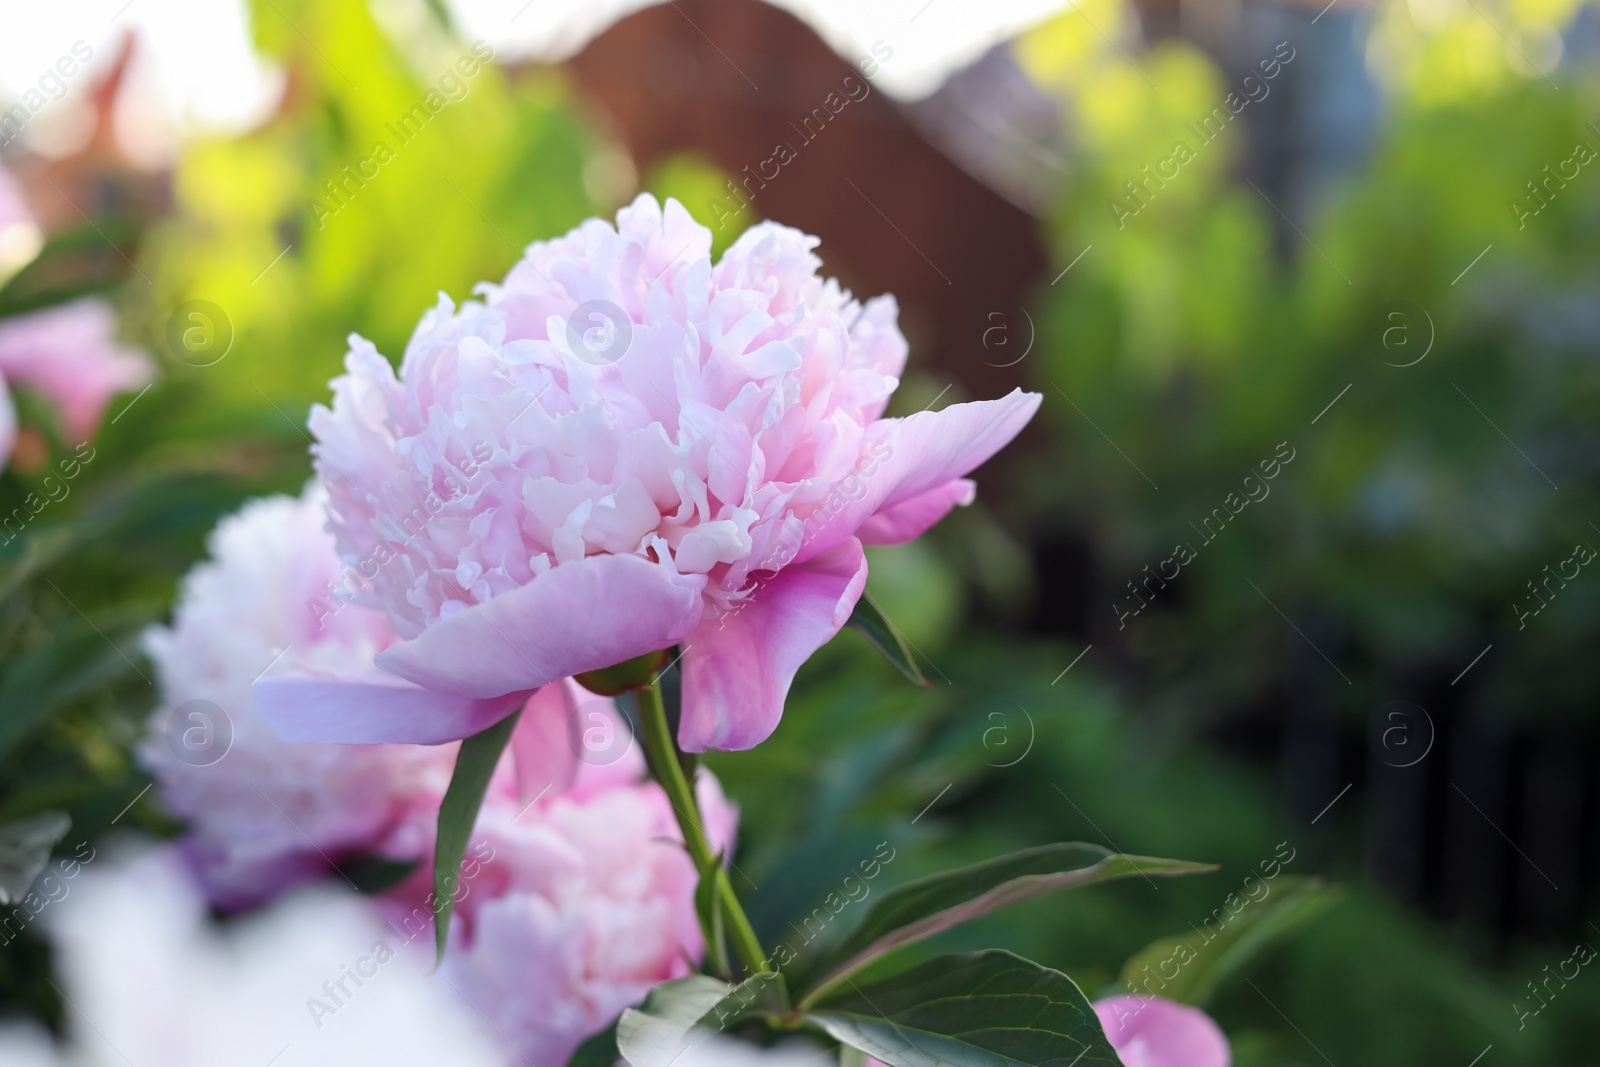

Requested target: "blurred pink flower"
[
  {"left": 1093, "top": 995, "right": 1231, "bottom": 1067},
  {"left": 0, "top": 297, "right": 152, "bottom": 464},
  {"left": 141, "top": 484, "right": 461, "bottom": 909},
  {"left": 259, "top": 194, "right": 1038, "bottom": 752},
  {"left": 437, "top": 770, "right": 739, "bottom": 1066}
]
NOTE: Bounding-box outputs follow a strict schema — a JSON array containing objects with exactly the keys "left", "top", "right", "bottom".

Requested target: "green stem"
[{"left": 637, "top": 676, "right": 771, "bottom": 975}]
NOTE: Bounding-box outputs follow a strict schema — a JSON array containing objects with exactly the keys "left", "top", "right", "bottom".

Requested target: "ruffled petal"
[
  {"left": 797, "top": 389, "right": 1040, "bottom": 564},
  {"left": 376, "top": 552, "right": 706, "bottom": 699},
  {"left": 679, "top": 538, "right": 868, "bottom": 751}
]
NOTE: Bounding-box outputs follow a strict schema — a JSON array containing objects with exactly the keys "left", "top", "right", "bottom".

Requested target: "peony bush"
[{"left": 115, "top": 195, "right": 1229, "bottom": 1066}]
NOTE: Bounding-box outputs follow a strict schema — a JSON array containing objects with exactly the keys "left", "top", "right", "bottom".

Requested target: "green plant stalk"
[{"left": 637, "top": 677, "right": 771, "bottom": 975}]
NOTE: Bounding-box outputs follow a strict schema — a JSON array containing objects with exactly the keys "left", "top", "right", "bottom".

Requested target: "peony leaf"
[
  {"left": 805, "top": 949, "right": 1122, "bottom": 1067},
  {"left": 432, "top": 708, "right": 520, "bottom": 963},
  {"left": 1116, "top": 876, "right": 1339, "bottom": 1005},
  {"left": 839, "top": 1045, "right": 871, "bottom": 1067},
  {"left": 0, "top": 811, "right": 70, "bottom": 904},
  {"left": 845, "top": 593, "right": 929, "bottom": 687},
  {"left": 616, "top": 976, "right": 732, "bottom": 1067},
  {"left": 694, "top": 970, "right": 789, "bottom": 1037},
  {"left": 800, "top": 843, "right": 1214, "bottom": 1003},
  {"left": 617, "top": 972, "right": 791, "bottom": 1067}
]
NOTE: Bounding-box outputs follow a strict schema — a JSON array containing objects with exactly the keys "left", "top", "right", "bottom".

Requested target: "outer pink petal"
[
  {"left": 856, "top": 478, "right": 975, "bottom": 545},
  {"left": 376, "top": 553, "right": 706, "bottom": 700},
  {"left": 797, "top": 389, "right": 1040, "bottom": 565},
  {"left": 679, "top": 538, "right": 868, "bottom": 752},
  {"left": 255, "top": 674, "right": 528, "bottom": 745},
  {"left": 509, "top": 680, "right": 581, "bottom": 804},
  {"left": 1092, "top": 996, "right": 1231, "bottom": 1067}
]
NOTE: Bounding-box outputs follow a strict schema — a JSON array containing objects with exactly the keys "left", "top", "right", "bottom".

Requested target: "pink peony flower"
[
  {"left": 141, "top": 484, "right": 462, "bottom": 909},
  {"left": 1093, "top": 995, "right": 1231, "bottom": 1067},
  {"left": 0, "top": 297, "right": 153, "bottom": 465},
  {"left": 438, "top": 770, "right": 739, "bottom": 1066},
  {"left": 259, "top": 194, "right": 1039, "bottom": 751}
]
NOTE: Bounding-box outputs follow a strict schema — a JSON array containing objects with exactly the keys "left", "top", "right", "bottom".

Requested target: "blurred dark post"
[{"left": 565, "top": 0, "right": 1050, "bottom": 406}]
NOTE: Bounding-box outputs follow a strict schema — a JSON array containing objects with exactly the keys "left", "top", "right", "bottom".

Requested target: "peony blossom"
[
  {"left": 2, "top": 844, "right": 507, "bottom": 1067},
  {"left": 141, "top": 484, "right": 462, "bottom": 908},
  {"left": 439, "top": 766, "right": 739, "bottom": 1066},
  {"left": 1093, "top": 995, "right": 1231, "bottom": 1067},
  {"left": 0, "top": 297, "right": 153, "bottom": 466},
  {"left": 259, "top": 194, "right": 1039, "bottom": 752}
]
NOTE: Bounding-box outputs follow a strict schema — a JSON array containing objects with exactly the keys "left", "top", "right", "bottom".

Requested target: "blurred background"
[{"left": 1, "top": 0, "right": 1598, "bottom": 1063}]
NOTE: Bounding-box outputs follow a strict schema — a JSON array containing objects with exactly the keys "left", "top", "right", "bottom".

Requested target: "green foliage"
[
  {"left": 798, "top": 843, "right": 1214, "bottom": 1003},
  {"left": 1117, "top": 877, "right": 1340, "bottom": 1006},
  {"left": 807, "top": 950, "right": 1123, "bottom": 1067},
  {"left": 1018, "top": 8, "right": 1600, "bottom": 730}
]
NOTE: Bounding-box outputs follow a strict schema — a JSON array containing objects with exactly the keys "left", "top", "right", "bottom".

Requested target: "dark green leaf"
[
  {"left": 802, "top": 843, "right": 1214, "bottom": 1003},
  {"left": 806, "top": 949, "right": 1122, "bottom": 1067},
  {"left": 694, "top": 971, "right": 790, "bottom": 1039},
  {"left": 1116, "top": 876, "right": 1339, "bottom": 1005},
  {"left": 616, "top": 976, "right": 731, "bottom": 1067},
  {"left": 846, "top": 593, "right": 929, "bottom": 687},
  {"left": 432, "top": 709, "right": 521, "bottom": 963},
  {"left": 0, "top": 524, "right": 87, "bottom": 603},
  {"left": 567, "top": 1020, "right": 620, "bottom": 1067}
]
